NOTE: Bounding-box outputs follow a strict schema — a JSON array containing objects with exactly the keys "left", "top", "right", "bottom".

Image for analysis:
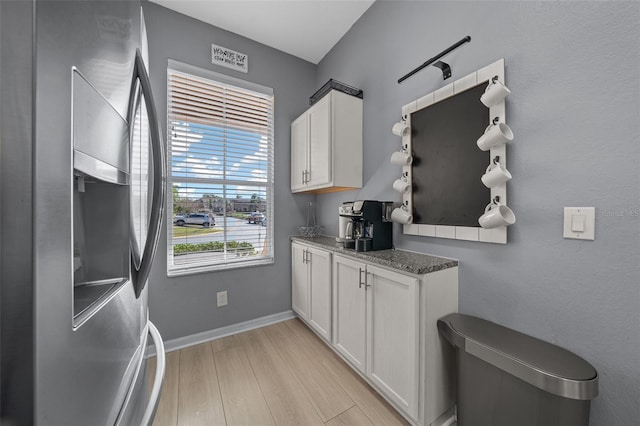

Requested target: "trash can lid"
[{"left": 438, "top": 313, "right": 598, "bottom": 400}]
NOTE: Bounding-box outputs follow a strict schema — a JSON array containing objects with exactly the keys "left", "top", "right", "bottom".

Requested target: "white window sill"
[{"left": 167, "top": 256, "right": 274, "bottom": 277}]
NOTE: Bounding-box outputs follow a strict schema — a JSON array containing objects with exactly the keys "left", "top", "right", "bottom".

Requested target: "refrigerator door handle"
[
  {"left": 142, "top": 321, "right": 166, "bottom": 426},
  {"left": 131, "top": 48, "right": 166, "bottom": 297}
]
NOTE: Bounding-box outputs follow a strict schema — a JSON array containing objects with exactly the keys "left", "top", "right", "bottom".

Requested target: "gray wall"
[
  {"left": 144, "top": 2, "right": 316, "bottom": 341},
  {"left": 314, "top": 2, "right": 639, "bottom": 425}
]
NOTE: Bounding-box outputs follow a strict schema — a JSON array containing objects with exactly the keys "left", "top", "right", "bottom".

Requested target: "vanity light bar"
[{"left": 398, "top": 36, "right": 471, "bottom": 83}]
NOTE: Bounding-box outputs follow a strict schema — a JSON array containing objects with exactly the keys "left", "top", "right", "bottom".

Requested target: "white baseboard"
[{"left": 147, "top": 310, "right": 296, "bottom": 357}]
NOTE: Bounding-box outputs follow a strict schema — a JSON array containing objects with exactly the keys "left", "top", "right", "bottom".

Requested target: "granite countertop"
[{"left": 290, "top": 235, "right": 458, "bottom": 275}]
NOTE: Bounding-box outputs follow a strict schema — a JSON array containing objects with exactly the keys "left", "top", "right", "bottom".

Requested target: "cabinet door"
[
  {"left": 332, "top": 255, "right": 366, "bottom": 373},
  {"left": 291, "top": 243, "right": 309, "bottom": 319},
  {"left": 307, "top": 94, "right": 331, "bottom": 188},
  {"left": 290, "top": 113, "right": 308, "bottom": 192},
  {"left": 308, "top": 247, "right": 331, "bottom": 341},
  {"left": 366, "top": 265, "right": 420, "bottom": 419}
]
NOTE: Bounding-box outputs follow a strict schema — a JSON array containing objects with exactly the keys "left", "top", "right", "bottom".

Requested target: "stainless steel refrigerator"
[{"left": 1, "top": 1, "right": 166, "bottom": 424}]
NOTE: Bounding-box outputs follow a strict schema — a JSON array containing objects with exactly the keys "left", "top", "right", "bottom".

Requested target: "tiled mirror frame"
[{"left": 401, "top": 59, "right": 510, "bottom": 244}]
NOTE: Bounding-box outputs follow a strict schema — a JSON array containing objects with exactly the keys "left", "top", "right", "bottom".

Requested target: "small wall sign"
[{"left": 211, "top": 44, "right": 248, "bottom": 73}]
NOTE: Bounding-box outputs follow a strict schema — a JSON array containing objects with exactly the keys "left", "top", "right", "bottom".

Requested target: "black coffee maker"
[{"left": 341, "top": 200, "right": 393, "bottom": 252}]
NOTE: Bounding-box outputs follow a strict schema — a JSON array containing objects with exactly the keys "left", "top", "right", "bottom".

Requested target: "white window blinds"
[{"left": 167, "top": 63, "right": 274, "bottom": 275}]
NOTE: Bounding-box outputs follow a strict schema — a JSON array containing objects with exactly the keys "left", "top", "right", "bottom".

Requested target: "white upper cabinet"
[
  {"left": 290, "top": 90, "right": 362, "bottom": 193},
  {"left": 307, "top": 95, "right": 332, "bottom": 188},
  {"left": 290, "top": 114, "right": 308, "bottom": 192}
]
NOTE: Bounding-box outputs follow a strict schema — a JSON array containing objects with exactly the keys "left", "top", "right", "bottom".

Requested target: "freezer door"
[
  {"left": 115, "top": 321, "right": 166, "bottom": 426},
  {"left": 114, "top": 321, "right": 166, "bottom": 426}
]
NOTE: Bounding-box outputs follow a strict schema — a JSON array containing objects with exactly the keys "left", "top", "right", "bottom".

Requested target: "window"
[{"left": 166, "top": 61, "right": 274, "bottom": 275}]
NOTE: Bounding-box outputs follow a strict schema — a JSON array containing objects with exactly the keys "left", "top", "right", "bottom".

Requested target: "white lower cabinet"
[
  {"left": 332, "top": 255, "right": 367, "bottom": 373},
  {"left": 291, "top": 243, "right": 309, "bottom": 319},
  {"left": 366, "top": 264, "right": 420, "bottom": 419},
  {"left": 308, "top": 247, "right": 332, "bottom": 339},
  {"left": 331, "top": 254, "right": 458, "bottom": 426},
  {"left": 292, "top": 243, "right": 458, "bottom": 425},
  {"left": 333, "top": 256, "right": 419, "bottom": 418},
  {"left": 291, "top": 242, "right": 332, "bottom": 341}
]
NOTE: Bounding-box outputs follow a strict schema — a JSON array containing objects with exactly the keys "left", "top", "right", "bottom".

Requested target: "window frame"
[{"left": 166, "top": 60, "right": 275, "bottom": 277}]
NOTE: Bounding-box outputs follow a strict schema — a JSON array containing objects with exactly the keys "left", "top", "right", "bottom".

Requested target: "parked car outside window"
[
  {"left": 174, "top": 213, "right": 214, "bottom": 227},
  {"left": 247, "top": 212, "right": 265, "bottom": 225}
]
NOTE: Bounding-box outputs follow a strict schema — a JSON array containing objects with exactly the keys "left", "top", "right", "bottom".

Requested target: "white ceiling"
[{"left": 149, "top": 0, "right": 375, "bottom": 64}]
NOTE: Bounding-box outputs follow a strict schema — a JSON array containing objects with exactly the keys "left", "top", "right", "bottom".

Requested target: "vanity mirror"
[{"left": 396, "top": 59, "right": 514, "bottom": 244}]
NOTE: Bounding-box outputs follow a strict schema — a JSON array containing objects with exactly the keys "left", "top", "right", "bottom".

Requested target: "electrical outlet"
[{"left": 216, "top": 291, "right": 228, "bottom": 307}]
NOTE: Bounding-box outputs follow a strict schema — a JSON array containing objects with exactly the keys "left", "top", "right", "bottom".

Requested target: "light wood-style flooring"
[{"left": 148, "top": 318, "right": 409, "bottom": 426}]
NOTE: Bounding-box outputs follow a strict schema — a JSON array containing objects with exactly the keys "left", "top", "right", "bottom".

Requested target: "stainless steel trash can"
[{"left": 438, "top": 314, "right": 598, "bottom": 426}]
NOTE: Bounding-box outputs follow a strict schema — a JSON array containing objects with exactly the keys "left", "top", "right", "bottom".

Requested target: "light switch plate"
[{"left": 563, "top": 207, "right": 595, "bottom": 240}]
